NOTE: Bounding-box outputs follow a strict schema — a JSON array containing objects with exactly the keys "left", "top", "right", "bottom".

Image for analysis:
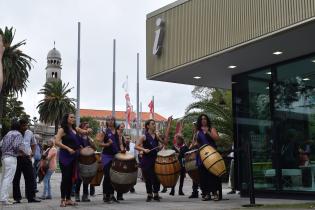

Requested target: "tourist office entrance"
[{"left": 146, "top": 0, "right": 315, "bottom": 197}]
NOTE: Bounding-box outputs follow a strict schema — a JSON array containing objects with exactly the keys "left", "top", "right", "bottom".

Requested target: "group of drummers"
[{"left": 54, "top": 112, "right": 225, "bottom": 207}]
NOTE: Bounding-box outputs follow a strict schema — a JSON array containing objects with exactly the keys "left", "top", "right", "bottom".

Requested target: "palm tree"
[
  {"left": 183, "top": 89, "right": 233, "bottom": 151},
  {"left": 0, "top": 27, "right": 34, "bottom": 135},
  {"left": 37, "top": 80, "right": 76, "bottom": 134}
]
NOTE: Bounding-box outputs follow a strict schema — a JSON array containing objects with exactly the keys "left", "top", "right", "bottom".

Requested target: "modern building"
[
  {"left": 146, "top": 0, "right": 315, "bottom": 197},
  {"left": 80, "top": 109, "right": 167, "bottom": 140}
]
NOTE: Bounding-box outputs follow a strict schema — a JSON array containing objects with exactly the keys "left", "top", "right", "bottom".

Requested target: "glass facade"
[{"left": 233, "top": 54, "right": 315, "bottom": 194}]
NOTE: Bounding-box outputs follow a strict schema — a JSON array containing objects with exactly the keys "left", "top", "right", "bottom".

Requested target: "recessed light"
[
  {"left": 303, "top": 78, "right": 310, "bottom": 81},
  {"left": 266, "top": 72, "right": 272, "bottom": 75},
  {"left": 228, "top": 65, "right": 237, "bottom": 69},
  {"left": 266, "top": 86, "right": 270, "bottom": 90},
  {"left": 312, "top": 60, "right": 315, "bottom": 63},
  {"left": 193, "top": 76, "right": 201, "bottom": 79},
  {"left": 273, "top": 51, "right": 283, "bottom": 55}
]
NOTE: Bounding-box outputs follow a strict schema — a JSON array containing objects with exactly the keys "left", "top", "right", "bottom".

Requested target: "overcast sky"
[{"left": 0, "top": 0, "right": 196, "bottom": 119}]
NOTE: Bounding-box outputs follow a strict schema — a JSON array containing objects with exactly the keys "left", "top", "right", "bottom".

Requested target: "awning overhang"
[{"left": 148, "top": 18, "right": 315, "bottom": 89}]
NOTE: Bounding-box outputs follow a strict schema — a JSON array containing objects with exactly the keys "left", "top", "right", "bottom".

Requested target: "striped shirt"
[{"left": 1, "top": 130, "right": 25, "bottom": 159}]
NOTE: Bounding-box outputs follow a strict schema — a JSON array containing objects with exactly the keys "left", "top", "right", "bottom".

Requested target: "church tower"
[{"left": 46, "top": 43, "right": 62, "bottom": 82}]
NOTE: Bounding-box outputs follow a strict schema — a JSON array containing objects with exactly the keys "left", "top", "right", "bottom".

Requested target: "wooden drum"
[
  {"left": 155, "top": 149, "right": 181, "bottom": 188},
  {"left": 199, "top": 145, "right": 226, "bottom": 177},
  {"left": 110, "top": 152, "right": 138, "bottom": 193},
  {"left": 90, "top": 152, "right": 103, "bottom": 186},
  {"left": 184, "top": 149, "right": 200, "bottom": 183},
  {"left": 78, "top": 147, "right": 98, "bottom": 183}
]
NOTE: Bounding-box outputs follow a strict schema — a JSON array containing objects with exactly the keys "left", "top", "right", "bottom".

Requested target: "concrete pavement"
[{"left": 1, "top": 173, "right": 313, "bottom": 210}]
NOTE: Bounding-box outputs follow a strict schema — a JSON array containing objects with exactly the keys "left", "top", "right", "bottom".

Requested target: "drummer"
[
  {"left": 74, "top": 122, "right": 96, "bottom": 202},
  {"left": 97, "top": 116, "right": 120, "bottom": 203},
  {"left": 135, "top": 119, "right": 166, "bottom": 202},
  {"left": 195, "top": 114, "right": 221, "bottom": 201},
  {"left": 115, "top": 123, "right": 127, "bottom": 201},
  {"left": 170, "top": 134, "right": 189, "bottom": 196},
  {"left": 188, "top": 122, "right": 200, "bottom": 199}
]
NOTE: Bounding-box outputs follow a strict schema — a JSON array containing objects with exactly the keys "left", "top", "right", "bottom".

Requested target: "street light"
[{"left": 32, "top": 117, "right": 38, "bottom": 134}]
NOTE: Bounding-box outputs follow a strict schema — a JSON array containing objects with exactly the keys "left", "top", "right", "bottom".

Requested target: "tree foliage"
[
  {"left": 80, "top": 116, "right": 99, "bottom": 138},
  {"left": 0, "top": 27, "right": 34, "bottom": 137},
  {"left": 183, "top": 87, "right": 233, "bottom": 152},
  {"left": 1, "top": 93, "right": 30, "bottom": 135},
  {"left": 37, "top": 80, "right": 76, "bottom": 134}
]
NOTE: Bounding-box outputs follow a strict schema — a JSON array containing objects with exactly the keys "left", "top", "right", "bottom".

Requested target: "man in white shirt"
[{"left": 12, "top": 119, "right": 40, "bottom": 203}]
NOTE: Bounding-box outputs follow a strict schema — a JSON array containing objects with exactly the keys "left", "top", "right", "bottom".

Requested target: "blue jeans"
[{"left": 42, "top": 170, "right": 54, "bottom": 197}]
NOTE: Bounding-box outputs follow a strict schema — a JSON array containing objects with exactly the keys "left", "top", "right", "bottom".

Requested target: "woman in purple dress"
[
  {"left": 97, "top": 116, "right": 120, "bottom": 203},
  {"left": 136, "top": 119, "right": 166, "bottom": 202},
  {"left": 55, "top": 113, "right": 91, "bottom": 207},
  {"left": 195, "top": 114, "right": 221, "bottom": 201}
]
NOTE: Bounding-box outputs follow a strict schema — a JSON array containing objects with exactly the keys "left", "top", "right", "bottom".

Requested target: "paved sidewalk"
[{"left": 1, "top": 173, "right": 313, "bottom": 210}]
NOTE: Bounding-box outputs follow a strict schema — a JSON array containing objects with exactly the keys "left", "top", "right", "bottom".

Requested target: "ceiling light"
[
  {"left": 266, "top": 72, "right": 272, "bottom": 75},
  {"left": 193, "top": 76, "right": 201, "bottom": 79},
  {"left": 273, "top": 51, "right": 283, "bottom": 55},
  {"left": 266, "top": 86, "right": 270, "bottom": 90},
  {"left": 312, "top": 60, "right": 315, "bottom": 63},
  {"left": 303, "top": 78, "right": 310, "bottom": 81},
  {"left": 228, "top": 65, "right": 237, "bottom": 69}
]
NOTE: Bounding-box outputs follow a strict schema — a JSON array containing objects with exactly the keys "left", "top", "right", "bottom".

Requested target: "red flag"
[
  {"left": 148, "top": 100, "right": 154, "bottom": 116},
  {"left": 173, "top": 120, "right": 183, "bottom": 145}
]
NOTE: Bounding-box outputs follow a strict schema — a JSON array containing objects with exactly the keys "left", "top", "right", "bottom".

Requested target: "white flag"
[{"left": 122, "top": 76, "right": 128, "bottom": 92}]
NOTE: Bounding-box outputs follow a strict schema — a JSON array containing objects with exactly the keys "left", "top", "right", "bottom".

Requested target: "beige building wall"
[{"left": 147, "top": 0, "right": 315, "bottom": 79}]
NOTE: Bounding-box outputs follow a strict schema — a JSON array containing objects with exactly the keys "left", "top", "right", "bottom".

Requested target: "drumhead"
[
  {"left": 80, "top": 147, "right": 95, "bottom": 156},
  {"left": 115, "top": 152, "right": 135, "bottom": 160},
  {"left": 157, "top": 149, "right": 175, "bottom": 157}
]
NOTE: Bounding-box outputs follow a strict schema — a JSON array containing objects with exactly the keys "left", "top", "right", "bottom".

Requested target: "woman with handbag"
[{"left": 39, "top": 138, "right": 57, "bottom": 199}]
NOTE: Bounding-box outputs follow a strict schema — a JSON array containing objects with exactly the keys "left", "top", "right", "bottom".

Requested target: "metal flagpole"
[
  {"left": 136, "top": 53, "right": 140, "bottom": 141},
  {"left": 76, "top": 22, "right": 81, "bottom": 126},
  {"left": 152, "top": 96, "right": 155, "bottom": 120},
  {"left": 112, "top": 39, "right": 116, "bottom": 117},
  {"left": 125, "top": 76, "right": 128, "bottom": 129},
  {"left": 140, "top": 102, "right": 142, "bottom": 135}
]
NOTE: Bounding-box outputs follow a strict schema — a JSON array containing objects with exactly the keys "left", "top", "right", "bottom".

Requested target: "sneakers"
[
  {"left": 46, "top": 196, "right": 52, "bottom": 200},
  {"left": 146, "top": 195, "right": 152, "bottom": 202},
  {"left": 189, "top": 193, "right": 198, "bottom": 198},
  {"left": 227, "top": 190, "right": 236, "bottom": 194},
  {"left": 81, "top": 194, "right": 90, "bottom": 202},
  {"left": 169, "top": 190, "right": 175, "bottom": 196},
  {"left": 153, "top": 195, "right": 160, "bottom": 202},
  {"left": 110, "top": 196, "right": 119, "bottom": 203},
  {"left": 202, "top": 194, "right": 211, "bottom": 201},
  {"left": 75, "top": 193, "right": 80, "bottom": 202},
  {"left": 2, "top": 200, "right": 13, "bottom": 205},
  {"left": 178, "top": 190, "right": 185, "bottom": 196}
]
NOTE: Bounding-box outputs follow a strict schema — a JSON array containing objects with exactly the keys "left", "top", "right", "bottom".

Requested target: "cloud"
[{"left": 1, "top": 0, "right": 195, "bottom": 119}]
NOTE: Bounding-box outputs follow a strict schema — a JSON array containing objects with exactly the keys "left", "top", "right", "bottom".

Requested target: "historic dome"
[{"left": 47, "top": 47, "right": 61, "bottom": 59}]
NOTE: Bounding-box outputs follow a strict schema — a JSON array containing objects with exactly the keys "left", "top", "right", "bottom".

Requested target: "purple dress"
[
  {"left": 101, "top": 128, "right": 119, "bottom": 167},
  {"left": 59, "top": 131, "right": 82, "bottom": 166},
  {"left": 140, "top": 132, "right": 158, "bottom": 171}
]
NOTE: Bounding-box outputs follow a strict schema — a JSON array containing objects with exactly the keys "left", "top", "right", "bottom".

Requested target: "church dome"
[{"left": 47, "top": 47, "right": 61, "bottom": 59}]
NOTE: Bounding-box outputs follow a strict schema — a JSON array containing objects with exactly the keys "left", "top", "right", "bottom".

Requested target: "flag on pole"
[
  {"left": 122, "top": 76, "right": 132, "bottom": 128},
  {"left": 148, "top": 100, "right": 154, "bottom": 119}
]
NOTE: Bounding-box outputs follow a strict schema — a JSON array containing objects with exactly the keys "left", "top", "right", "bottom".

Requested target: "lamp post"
[{"left": 32, "top": 117, "right": 38, "bottom": 134}]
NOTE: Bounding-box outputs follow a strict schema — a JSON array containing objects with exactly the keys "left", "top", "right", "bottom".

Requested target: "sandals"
[
  {"left": 60, "top": 200, "right": 66, "bottom": 207},
  {"left": 66, "top": 200, "right": 78, "bottom": 206}
]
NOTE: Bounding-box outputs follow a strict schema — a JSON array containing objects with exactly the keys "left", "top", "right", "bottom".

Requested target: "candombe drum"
[
  {"left": 184, "top": 149, "right": 200, "bottom": 183},
  {"left": 155, "top": 149, "right": 181, "bottom": 188},
  {"left": 90, "top": 152, "right": 103, "bottom": 186},
  {"left": 110, "top": 152, "right": 138, "bottom": 193},
  {"left": 199, "top": 145, "right": 226, "bottom": 177},
  {"left": 78, "top": 147, "right": 98, "bottom": 183}
]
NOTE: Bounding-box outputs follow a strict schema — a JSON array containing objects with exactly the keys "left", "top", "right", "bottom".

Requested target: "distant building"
[
  {"left": 34, "top": 45, "right": 63, "bottom": 143},
  {"left": 80, "top": 109, "right": 167, "bottom": 140}
]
